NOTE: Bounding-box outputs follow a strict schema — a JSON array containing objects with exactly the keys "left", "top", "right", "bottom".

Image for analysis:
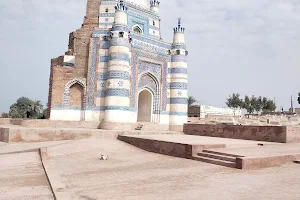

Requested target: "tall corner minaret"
[
  {"left": 104, "top": 0, "right": 132, "bottom": 122},
  {"left": 150, "top": 0, "right": 160, "bottom": 14},
  {"left": 169, "top": 18, "right": 188, "bottom": 126}
]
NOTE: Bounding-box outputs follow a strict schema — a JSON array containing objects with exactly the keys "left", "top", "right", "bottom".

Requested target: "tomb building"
[{"left": 48, "top": 0, "right": 188, "bottom": 129}]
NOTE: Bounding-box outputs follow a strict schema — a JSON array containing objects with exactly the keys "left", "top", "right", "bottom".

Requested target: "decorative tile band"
[
  {"left": 88, "top": 39, "right": 98, "bottom": 107},
  {"left": 52, "top": 105, "right": 137, "bottom": 112},
  {"left": 97, "top": 90, "right": 106, "bottom": 97},
  {"left": 100, "top": 41, "right": 110, "bottom": 49},
  {"left": 131, "top": 33, "right": 171, "bottom": 49},
  {"left": 171, "top": 44, "right": 186, "bottom": 50},
  {"left": 63, "top": 62, "right": 75, "bottom": 67},
  {"left": 100, "top": 13, "right": 115, "bottom": 17},
  {"left": 92, "top": 30, "right": 110, "bottom": 38},
  {"left": 100, "top": 53, "right": 130, "bottom": 63},
  {"left": 171, "top": 55, "right": 187, "bottom": 62},
  {"left": 98, "top": 72, "right": 108, "bottom": 80},
  {"left": 169, "top": 68, "right": 188, "bottom": 74},
  {"left": 105, "top": 88, "right": 129, "bottom": 97},
  {"left": 107, "top": 70, "right": 130, "bottom": 80},
  {"left": 110, "top": 38, "right": 131, "bottom": 48},
  {"left": 112, "top": 25, "right": 129, "bottom": 32},
  {"left": 169, "top": 98, "right": 188, "bottom": 104},
  {"left": 109, "top": 52, "right": 130, "bottom": 62},
  {"left": 169, "top": 82, "right": 188, "bottom": 90}
]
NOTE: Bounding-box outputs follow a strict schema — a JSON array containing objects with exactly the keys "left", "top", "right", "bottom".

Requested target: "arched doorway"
[
  {"left": 69, "top": 83, "right": 84, "bottom": 109},
  {"left": 137, "top": 89, "right": 153, "bottom": 122}
]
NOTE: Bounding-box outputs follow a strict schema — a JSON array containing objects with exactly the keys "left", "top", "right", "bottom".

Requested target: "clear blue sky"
[{"left": 0, "top": 0, "right": 299, "bottom": 113}]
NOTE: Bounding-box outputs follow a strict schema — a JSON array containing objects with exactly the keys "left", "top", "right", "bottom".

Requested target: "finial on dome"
[
  {"left": 150, "top": 0, "right": 160, "bottom": 7},
  {"left": 115, "top": 0, "right": 128, "bottom": 11},
  {"left": 173, "top": 17, "right": 185, "bottom": 33}
]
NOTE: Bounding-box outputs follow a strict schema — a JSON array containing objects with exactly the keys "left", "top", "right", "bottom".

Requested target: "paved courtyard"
[{"left": 1, "top": 138, "right": 298, "bottom": 200}]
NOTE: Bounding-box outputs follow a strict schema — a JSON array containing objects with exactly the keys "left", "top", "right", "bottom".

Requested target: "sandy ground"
[
  {"left": 0, "top": 141, "right": 71, "bottom": 155},
  {"left": 0, "top": 152, "right": 53, "bottom": 200},
  {"left": 44, "top": 139, "right": 300, "bottom": 200}
]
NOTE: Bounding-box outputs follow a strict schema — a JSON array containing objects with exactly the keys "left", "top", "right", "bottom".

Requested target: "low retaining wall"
[
  {"left": 236, "top": 154, "right": 300, "bottom": 170},
  {"left": 0, "top": 118, "right": 11, "bottom": 125},
  {"left": 0, "top": 127, "right": 121, "bottom": 143},
  {"left": 20, "top": 120, "right": 101, "bottom": 129},
  {"left": 0, "top": 119, "right": 101, "bottom": 129},
  {"left": 183, "top": 124, "right": 300, "bottom": 143},
  {"left": 118, "top": 135, "right": 225, "bottom": 159},
  {"left": 0, "top": 126, "right": 178, "bottom": 143},
  {"left": 100, "top": 121, "right": 170, "bottom": 131},
  {"left": 286, "top": 126, "right": 300, "bottom": 143}
]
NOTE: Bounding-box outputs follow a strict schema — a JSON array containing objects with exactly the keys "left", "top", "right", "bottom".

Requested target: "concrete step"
[
  {"left": 198, "top": 152, "right": 236, "bottom": 162},
  {"left": 203, "top": 149, "right": 243, "bottom": 158},
  {"left": 193, "top": 155, "right": 236, "bottom": 168}
]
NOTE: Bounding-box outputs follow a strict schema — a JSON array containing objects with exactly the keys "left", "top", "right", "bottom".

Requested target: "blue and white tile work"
[{"left": 50, "top": 0, "right": 188, "bottom": 127}]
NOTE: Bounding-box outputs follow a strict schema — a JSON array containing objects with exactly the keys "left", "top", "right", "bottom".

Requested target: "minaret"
[
  {"left": 169, "top": 18, "right": 188, "bottom": 126},
  {"left": 104, "top": 0, "right": 132, "bottom": 122},
  {"left": 150, "top": 0, "right": 160, "bottom": 14}
]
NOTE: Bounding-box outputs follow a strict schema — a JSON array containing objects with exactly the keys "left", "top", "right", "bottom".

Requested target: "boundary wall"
[{"left": 184, "top": 124, "right": 300, "bottom": 143}]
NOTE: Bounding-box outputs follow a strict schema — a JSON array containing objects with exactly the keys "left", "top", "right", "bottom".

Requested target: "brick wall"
[
  {"left": 184, "top": 124, "right": 288, "bottom": 143},
  {"left": 69, "top": 83, "right": 84, "bottom": 107},
  {"left": 48, "top": 0, "right": 101, "bottom": 114}
]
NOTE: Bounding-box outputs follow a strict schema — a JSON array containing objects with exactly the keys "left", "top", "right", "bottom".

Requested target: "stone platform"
[
  {"left": 0, "top": 124, "right": 181, "bottom": 143},
  {"left": 118, "top": 134, "right": 300, "bottom": 169}
]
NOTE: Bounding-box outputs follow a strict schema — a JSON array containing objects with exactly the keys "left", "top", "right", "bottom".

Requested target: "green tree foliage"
[
  {"left": 226, "top": 93, "right": 243, "bottom": 115},
  {"left": 241, "top": 95, "right": 254, "bottom": 114},
  {"left": 229, "top": 94, "right": 276, "bottom": 114},
  {"left": 9, "top": 97, "right": 43, "bottom": 119},
  {"left": 262, "top": 100, "right": 276, "bottom": 112},
  {"left": 253, "top": 96, "right": 263, "bottom": 114},
  {"left": 188, "top": 96, "right": 197, "bottom": 107},
  {"left": 0, "top": 113, "right": 9, "bottom": 118},
  {"left": 226, "top": 93, "right": 242, "bottom": 109}
]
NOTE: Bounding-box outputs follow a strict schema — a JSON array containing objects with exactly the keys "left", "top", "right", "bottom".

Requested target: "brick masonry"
[
  {"left": 48, "top": 0, "right": 101, "bottom": 117},
  {"left": 183, "top": 123, "right": 300, "bottom": 143}
]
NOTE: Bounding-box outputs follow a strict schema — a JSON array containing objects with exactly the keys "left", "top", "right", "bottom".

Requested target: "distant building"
[
  {"left": 289, "top": 108, "right": 300, "bottom": 114},
  {"left": 188, "top": 105, "right": 242, "bottom": 118}
]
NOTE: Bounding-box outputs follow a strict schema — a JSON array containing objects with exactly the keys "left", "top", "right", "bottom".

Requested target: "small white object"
[{"left": 100, "top": 154, "right": 108, "bottom": 160}]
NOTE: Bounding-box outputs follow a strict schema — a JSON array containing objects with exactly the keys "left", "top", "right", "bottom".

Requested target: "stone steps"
[
  {"left": 202, "top": 149, "right": 243, "bottom": 158},
  {"left": 193, "top": 155, "right": 236, "bottom": 168},
  {"left": 197, "top": 152, "right": 236, "bottom": 162},
  {"left": 192, "top": 149, "right": 244, "bottom": 168}
]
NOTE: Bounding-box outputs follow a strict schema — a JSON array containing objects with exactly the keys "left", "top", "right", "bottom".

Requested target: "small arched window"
[
  {"left": 132, "top": 25, "right": 143, "bottom": 34},
  {"left": 105, "top": 8, "right": 109, "bottom": 13}
]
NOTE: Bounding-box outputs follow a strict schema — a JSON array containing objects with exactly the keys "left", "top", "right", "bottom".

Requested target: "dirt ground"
[{"left": 44, "top": 139, "right": 300, "bottom": 200}]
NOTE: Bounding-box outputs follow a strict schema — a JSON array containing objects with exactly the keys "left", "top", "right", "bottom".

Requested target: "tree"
[
  {"left": 263, "top": 100, "right": 276, "bottom": 112},
  {"left": 0, "top": 113, "right": 9, "bottom": 118},
  {"left": 188, "top": 96, "right": 197, "bottom": 107},
  {"left": 39, "top": 108, "right": 49, "bottom": 119},
  {"left": 242, "top": 95, "right": 254, "bottom": 114},
  {"left": 9, "top": 97, "right": 43, "bottom": 119},
  {"left": 254, "top": 96, "right": 263, "bottom": 114},
  {"left": 226, "top": 93, "right": 242, "bottom": 115},
  {"left": 29, "top": 100, "right": 43, "bottom": 119}
]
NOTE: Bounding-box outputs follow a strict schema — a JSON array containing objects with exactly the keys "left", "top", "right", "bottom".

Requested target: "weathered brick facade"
[{"left": 48, "top": 0, "right": 101, "bottom": 117}]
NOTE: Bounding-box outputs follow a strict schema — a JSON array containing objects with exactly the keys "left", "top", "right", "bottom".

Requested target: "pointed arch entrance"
[
  {"left": 137, "top": 72, "right": 160, "bottom": 123},
  {"left": 137, "top": 89, "right": 153, "bottom": 122}
]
